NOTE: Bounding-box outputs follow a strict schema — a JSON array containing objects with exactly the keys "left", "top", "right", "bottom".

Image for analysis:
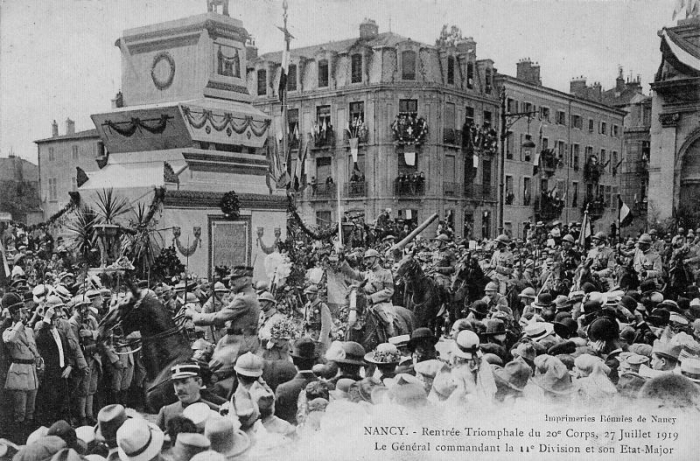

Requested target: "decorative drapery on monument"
[
  {"left": 182, "top": 107, "right": 270, "bottom": 137},
  {"left": 103, "top": 115, "right": 172, "bottom": 137}
]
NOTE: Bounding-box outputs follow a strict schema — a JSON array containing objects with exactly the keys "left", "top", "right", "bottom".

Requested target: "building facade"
[
  {"left": 497, "top": 62, "right": 625, "bottom": 239},
  {"left": 35, "top": 120, "right": 102, "bottom": 220},
  {"left": 250, "top": 20, "right": 500, "bottom": 239},
  {"left": 0, "top": 155, "right": 41, "bottom": 225}
]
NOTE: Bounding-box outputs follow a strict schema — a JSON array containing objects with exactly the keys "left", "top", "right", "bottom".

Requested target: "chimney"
[
  {"left": 66, "top": 118, "right": 75, "bottom": 135},
  {"left": 569, "top": 76, "right": 587, "bottom": 97},
  {"left": 616, "top": 66, "right": 625, "bottom": 92},
  {"left": 456, "top": 36, "right": 476, "bottom": 56},
  {"left": 516, "top": 58, "right": 541, "bottom": 86},
  {"left": 360, "top": 18, "right": 378, "bottom": 40},
  {"left": 52, "top": 120, "right": 59, "bottom": 137},
  {"left": 246, "top": 37, "right": 258, "bottom": 61}
]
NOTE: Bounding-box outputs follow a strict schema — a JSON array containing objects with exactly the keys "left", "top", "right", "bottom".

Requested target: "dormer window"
[
  {"left": 318, "top": 59, "right": 329, "bottom": 87},
  {"left": 447, "top": 56, "right": 455, "bottom": 84},
  {"left": 351, "top": 54, "right": 362, "bottom": 83},
  {"left": 257, "top": 69, "right": 267, "bottom": 96},
  {"left": 485, "top": 68, "right": 492, "bottom": 94},
  {"left": 466, "top": 62, "right": 474, "bottom": 89},
  {"left": 402, "top": 50, "right": 416, "bottom": 80}
]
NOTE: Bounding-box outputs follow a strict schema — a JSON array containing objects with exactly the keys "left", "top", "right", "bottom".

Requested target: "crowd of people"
[{"left": 2, "top": 216, "right": 700, "bottom": 460}]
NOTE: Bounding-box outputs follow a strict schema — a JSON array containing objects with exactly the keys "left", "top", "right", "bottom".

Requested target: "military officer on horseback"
[
  {"left": 301, "top": 285, "right": 332, "bottom": 356},
  {"left": 553, "top": 234, "right": 581, "bottom": 282},
  {"left": 633, "top": 233, "right": 663, "bottom": 285},
  {"left": 430, "top": 234, "right": 456, "bottom": 290},
  {"left": 586, "top": 232, "right": 615, "bottom": 286},
  {"left": 339, "top": 248, "right": 396, "bottom": 337},
  {"left": 485, "top": 234, "right": 514, "bottom": 294}
]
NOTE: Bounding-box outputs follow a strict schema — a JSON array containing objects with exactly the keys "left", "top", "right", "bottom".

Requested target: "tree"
[{"left": 435, "top": 24, "right": 465, "bottom": 48}]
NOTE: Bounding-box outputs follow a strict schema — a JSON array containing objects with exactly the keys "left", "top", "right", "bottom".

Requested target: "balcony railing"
[
  {"left": 443, "top": 129, "right": 463, "bottom": 146},
  {"left": 443, "top": 182, "right": 460, "bottom": 196},
  {"left": 344, "top": 182, "right": 367, "bottom": 198},
  {"left": 313, "top": 129, "right": 336, "bottom": 148},
  {"left": 308, "top": 182, "right": 336, "bottom": 199},
  {"left": 535, "top": 195, "right": 565, "bottom": 221},
  {"left": 394, "top": 178, "right": 426, "bottom": 197},
  {"left": 583, "top": 197, "right": 606, "bottom": 219},
  {"left": 634, "top": 201, "right": 648, "bottom": 214},
  {"left": 464, "top": 184, "right": 497, "bottom": 202}
]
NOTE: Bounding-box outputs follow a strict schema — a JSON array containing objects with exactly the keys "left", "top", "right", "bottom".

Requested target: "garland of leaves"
[
  {"left": 220, "top": 191, "right": 241, "bottom": 220},
  {"left": 139, "top": 187, "right": 166, "bottom": 231},
  {"left": 175, "top": 236, "right": 200, "bottom": 257},
  {"left": 391, "top": 115, "right": 428, "bottom": 146},
  {"left": 182, "top": 107, "right": 271, "bottom": 137},
  {"left": 290, "top": 207, "right": 338, "bottom": 240},
  {"left": 103, "top": 115, "right": 171, "bottom": 138},
  {"left": 11, "top": 191, "right": 81, "bottom": 232}
]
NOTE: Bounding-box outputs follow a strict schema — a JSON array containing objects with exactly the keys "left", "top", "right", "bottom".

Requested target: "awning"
[{"left": 661, "top": 28, "right": 700, "bottom": 75}]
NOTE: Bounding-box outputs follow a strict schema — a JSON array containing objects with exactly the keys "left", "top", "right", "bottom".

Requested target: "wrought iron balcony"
[
  {"left": 634, "top": 201, "right": 648, "bottom": 214},
  {"left": 464, "top": 184, "right": 497, "bottom": 202},
  {"left": 535, "top": 194, "right": 565, "bottom": 221},
  {"left": 582, "top": 196, "right": 606, "bottom": 219},
  {"left": 443, "top": 182, "right": 460, "bottom": 196},
  {"left": 313, "top": 129, "right": 336, "bottom": 148},
  {"left": 394, "top": 178, "right": 426, "bottom": 197},
  {"left": 443, "top": 128, "right": 463, "bottom": 146},
  {"left": 308, "top": 182, "right": 336, "bottom": 199},
  {"left": 344, "top": 182, "right": 367, "bottom": 198}
]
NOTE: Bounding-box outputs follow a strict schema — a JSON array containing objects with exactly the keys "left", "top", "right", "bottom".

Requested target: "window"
[
  {"left": 572, "top": 144, "right": 580, "bottom": 170},
  {"left": 601, "top": 149, "right": 607, "bottom": 166},
  {"left": 605, "top": 185, "right": 612, "bottom": 207},
  {"left": 612, "top": 151, "right": 618, "bottom": 173},
  {"left": 349, "top": 101, "right": 365, "bottom": 125},
  {"left": 399, "top": 99, "right": 418, "bottom": 117},
  {"left": 316, "top": 157, "right": 332, "bottom": 182},
  {"left": 446, "top": 156, "right": 457, "bottom": 193},
  {"left": 585, "top": 146, "right": 593, "bottom": 157},
  {"left": 348, "top": 153, "right": 366, "bottom": 177},
  {"left": 316, "top": 210, "right": 332, "bottom": 225},
  {"left": 557, "top": 141, "right": 566, "bottom": 161},
  {"left": 572, "top": 181, "right": 579, "bottom": 207},
  {"left": 49, "top": 178, "right": 57, "bottom": 201},
  {"left": 447, "top": 56, "right": 455, "bottom": 84},
  {"left": 482, "top": 159, "right": 492, "bottom": 191},
  {"left": 257, "top": 69, "right": 267, "bottom": 96},
  {"left": 316, "top": 105, "right": 331, "bottom": 126},
  {"left": 72, "top": 145, "right": 78, "bottom": 160},
  {"left": 600, "top": 121, "right": 607, "bottom": 135},
  {"left": 318, "top": 60, "right": 329, "bottom": 87},
  {"left": 485, "top": 68, "right": 492, "bottom": 94},
  {"left": 507, "top": 98, "right": 515, "bottom": 113},
  {"left": 556, "top": 110, "right": 566, "bottom": 126},
  {"left": 444, "top": 102, "right": 456, "bottom": 143},
  {"left": 465, "top": 106, "right": 475, "bottom": 126},
  {"left": 505, "top": 175, "right": 514, "bottom": 204},
  {"left": 401, "top": 51, "right": 416, "bottom": 80},
  {"left": 288, "top": 109, "right": 299, "bottom": 144},
  {"left": 523, "top": 177, "right": 531, "bottom": 206},
  {"left": 483, "top": 111, "right": 492, "bottom": 127},
  {"left": 542, "top": 138, "right": 549, "bottom": 150},
  {"left": 351, "top": 54, "right": 362, "bottom": 83},
  {"left": 481, "top": 210, "right": 491, "bottom": 239},
  {"left": 49, "top": 147, "right": 55, "bottom": 161},
  {"left": 588, "top": 118, "right": 594, "bottom": 133},
  {"left": 466, "top": 62, "right": 474, "bottom": 89},
  {"left": 507, "top": 134, "right": 514, "bottom": 160},
  {"left": 572, "top": 115, "right": 582, "bottom": 129},
  {"left": 523, "top": 102, "right": 532, "bottom": 113},
  {"left": 287, "top": 64, "right": 297, "bottom": 91},
  {"left": 613, "top": 124, "right": 619, "bottom": 137},
  {"left": 540, "top": 107, "right": 550, "bottom": 122},
  {"left": 642, "top": 141, "right": 650, "bottom": 161}
]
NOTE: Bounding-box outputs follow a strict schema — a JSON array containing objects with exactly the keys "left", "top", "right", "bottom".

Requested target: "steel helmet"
[
  {"left": 592, "top": 231, "right": 607, "bottom": 241},
  {"left": 496, "top": 234, "right": 510, "bottom": 244},
  {"left": 518, "top": 287, "right": 536, "bottom": 298},
  {"left": 433, "top": 234, "right": 450, "bottom": 242},
  {"left": 485, "top": 281, "right": 499, "bottom": 292},
  {"left": 562, "top": 234, "right": 575, "bottom": 243},
  {"left": 257, "top": 291, "right": 276, "bottom": 303},
  {"left": 649, "top": 229, "right": 658, "bottom": 235},
  {"left": 638, "top": 233, "right": 652, "bottom": 244},
  {"left": 364, "top": 249, "right": 380, "bottom": 259},
  {"left": 214, "top": 282, "right": 228, "bottom": 292}
]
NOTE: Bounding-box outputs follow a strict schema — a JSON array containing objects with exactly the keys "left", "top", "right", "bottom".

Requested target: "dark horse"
[
  {"left": 98, "top": 289, "right": 194, "bottom": 412},
  {"left": 345, "top": 285, "right": 415, "bottom": 354},
  {"left": 395, "top": 255, "right": 447, "bottom": 334},
  {"left": 664, "top": 258, "right": 693, "bottom": 301}
]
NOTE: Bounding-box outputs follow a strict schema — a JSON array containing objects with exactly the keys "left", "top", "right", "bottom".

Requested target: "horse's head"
[
  {"left": 97, "top": 293, "right": 137, "bottom": 342},
  {"left": 395, "top": 254, "right": 421, "bottom": 281}
]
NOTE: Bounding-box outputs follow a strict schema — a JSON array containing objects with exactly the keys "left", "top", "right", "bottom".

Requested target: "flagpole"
[
  {"left": 617, "top": 193, "right": 622, "bottom": 244},
  {"left": 281, "top": 0, "right": 290, "bottom": 196}
]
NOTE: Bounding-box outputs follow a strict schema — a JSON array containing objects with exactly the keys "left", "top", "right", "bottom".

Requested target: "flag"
[
  {"left": 533, "top": 151, "right": 541, "bottom": 175},
  {"left": 265, "top": 141, "right": 277, "bottom": 194},
  {"left": 76, "top": 167, "right": 89, "bottom": 188},
  {"left": 673, "top": 0, "right": 686, "bottom": 20},
  {"left": 349, "top": 137, "right": 359, "bottom": 163},
  {"left": 578, "top": 209, "right": 591, "bottom": 247},
  {"left": 404, "top": 151, "right": 415, "bottom": 166},
  {"left": 294, "top": 138, "right": 309, "bottom": 191},
  {"left": 619, "top": 195, "right": 633, "bottom": 227},
  {"left": 278, "top": 48, "right": 289, "bottom": 102},
  {"left": 473, "top": 154, "right": 479, "bottom": 168},
  {"left": 274, "top": 138, "right": 288, "bottom": 188}
]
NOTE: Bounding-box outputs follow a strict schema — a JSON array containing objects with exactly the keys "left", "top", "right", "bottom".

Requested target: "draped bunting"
[
  {"left": 11, "top": 192, "right": 81, "bottom": 232},
  {"left": 104, "top": 115, "right": 171, "bottom": 138},
  {"left": 289, "top": 206, "right": 337, "bottom": 241},
  {"left": 182, "top": 106, "right": 271, "bottom": 137}
]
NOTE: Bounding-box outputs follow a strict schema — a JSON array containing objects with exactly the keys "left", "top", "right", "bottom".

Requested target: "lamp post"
[{"left": 498, "top": 87, "right": 540, "bottom": 235}]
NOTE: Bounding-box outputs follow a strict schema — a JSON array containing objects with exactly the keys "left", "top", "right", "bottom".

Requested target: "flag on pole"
[
  {"left": 578, "top": 208, "right": 591, "bottom": 247},
  {"left": 294, "top": 137, "right": 309, "bottom": 191},
  {"left": 533, "top": 151, "right": 541, "bottom": 175},
  {"left": 265, "top": 141, "right": 277, "bottom": 194},
  {"left": 619, "top": 195, "right": 633, "bottom": 227},
  {"left": 349, "top": 137, "right": 359, "bottom": 163},
  {"left": 278, "top": 49, "right": 289, "bottom": 102},
  {"left": 404, "top": 151, "right": 415, "bottom": 166}
]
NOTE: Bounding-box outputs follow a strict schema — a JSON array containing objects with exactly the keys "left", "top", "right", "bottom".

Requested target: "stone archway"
[{"left": 679, "top": 136, "right": 700, "bottom": 224}]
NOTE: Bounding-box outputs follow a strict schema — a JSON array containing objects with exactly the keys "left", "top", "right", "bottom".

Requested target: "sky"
[{"left": 0, "top": 0, "right": 679, "bottom": 163}]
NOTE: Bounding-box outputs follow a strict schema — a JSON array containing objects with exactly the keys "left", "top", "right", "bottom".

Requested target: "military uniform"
[
  {"left": 201, "top": 295, "right": 227, "bottom": 343},
  {"left": 69, "top": 310, "right": 101, "bottom": 423},
  {"left": 587, "top": 245, "right": 616, "bottom": 288},
  {"left": 489, "top": 249, "right": 514, "bottom": 294},
  {"left": 2, "top": 321, "right": 40, "bottom": 424},
  {"left": 302, "top": 298, "right": 332, "bottom": 355},
  {"left": 633, "top": 248, "right": 663, "bottom": 284},
  {"left": 432, "top": 248, "right": 456, "bottom": 290},
  {"left": 340, "top": 259, "right": 396, "bottom": 328}
]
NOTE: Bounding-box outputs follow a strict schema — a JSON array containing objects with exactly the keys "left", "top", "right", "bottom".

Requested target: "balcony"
[
  {"left": 391, "top": 115, "right": 428, "bottom": 146},
  {"left": 462, "top": 124, "right": 498, "bottom": 155},
  {"left": 344, "top": 182, "right": 367, "bottom": 198},
  {"left": 443, "top": 182, "right": 460, "bottom": 196},
  {"left": 443, "top": 128, "right": 463, "bottom": 146},
  {"left": 394, "top": 178, "right": 426, "bottom": 197},
  {"left": 540, "top": 149, "right": 558, "bottom": 176},
  {"left": 584, "top": 157, "right": 605, "bottom": 183},
  {"left": 308, "top": 182, "right": 336, "bottom": 199},
  {"left": 582, "top": 196, "right": 606, "bottom": 219},
  {"left": 464, "top": 184, "right": 498, "bottom": 202},
  {"left": 313, "top": 129, "right": 336, "bottom": 149},
  {"left": 634, "top": 201, "right": 648, "bottom": 214},
  {"left": 535, "top": 194, "right": 564, "bottom": 221}
]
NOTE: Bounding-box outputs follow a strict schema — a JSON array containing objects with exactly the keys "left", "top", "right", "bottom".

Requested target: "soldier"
[
  {"left": 554, "top": 234, "right": 581, "bottom": 281},
  {"left": 301, "top": 285, "right": 333, "bottom": 356},
  {"left": 431, "top": 234, "right": 456, "bottom": 290},
  {"left": 340, "top": 248, "right": 396, "bottom": 336},
  {"left": 258, "top": 291, "right": 287, "bottom": 347},
  {"left": 649, "top": 229, "right": 665, "bottom": 254},
  {"left": 634, "top": 233, "right": 663, "bottom": 286},
  {"left": 482, "top": 281, "right": 511, "bottom": 315},
  {"left": 68, "top": 296, "right": 100, "bottom": 426},
  {"left": 201, "top": 281, "right": 229, "bottom": 343},
  {"left": 185, "top": 266, "right": 260, "bottom": 375},
  {"left": 586, "top": 231, "right": 615, "bottom": 286},
  {"left": 487, "top": 234, "right": 514, "bottom": 294}
]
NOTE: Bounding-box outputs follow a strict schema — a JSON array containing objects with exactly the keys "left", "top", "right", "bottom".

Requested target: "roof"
[
  {"left": 259, "top": 31, "right": 414, "bottom": 63},
  {"left": 35, "top": 128, "right": 99, "bottom": 144},
  {"left": 601, "top": 86, "right": 644, "bottom": 107}
]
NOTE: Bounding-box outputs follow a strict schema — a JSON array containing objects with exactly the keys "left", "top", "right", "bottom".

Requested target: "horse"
[
  {"left": 345, "top": 284, "right": 414, "bottom": 354},
  {"left": 97, "top": 289, "right": 195, "bottom": 412},
  {"left": 395, "top": 255, "right": 446, "bottom": 335},
  {"left": 573, "top": 258, "right": 608, "bottom": 292},
  {"left": 614, "top": 258, "right": 640, "bottom": 292},
  {"left": 664, "top": 259, "right": 693, "bottom": 301},
  {"left": 451, "top": 254, "right": 489, "bottom": 321}
]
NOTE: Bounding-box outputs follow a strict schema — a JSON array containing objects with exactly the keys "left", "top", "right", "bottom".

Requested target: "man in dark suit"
[
  {"left": 275, "top": 337, "right": 318, "bottom": 424},
  {"left": 35, "top": 302, "right": 73, "bottom": 426},
  {"left": 155, "top": 362, "right": 219, "bottom": 431}
]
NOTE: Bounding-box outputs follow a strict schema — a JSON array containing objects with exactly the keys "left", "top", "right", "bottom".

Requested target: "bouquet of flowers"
[{"left": 270, "top": 318, "right": 299, "bottom": 342}]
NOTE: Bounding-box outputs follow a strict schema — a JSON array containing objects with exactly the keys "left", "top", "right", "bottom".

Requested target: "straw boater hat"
[
  {"left": 204, "top": 417, "right": 250, "bottom": 459},
  {"left": 116, "top": 419, "right": 164, "bottom": 461},
  {"left": 168, "top": 433, "right": 210, "bottom": 461},
  {"left": 523, "top": 322, "right": 554, "bottom": 342}
]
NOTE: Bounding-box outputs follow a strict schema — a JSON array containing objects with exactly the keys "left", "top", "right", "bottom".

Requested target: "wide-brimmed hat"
[
  {"left": 95, "top": 404, "right": 128, "bottom": 445},
  {"left": 453, "top": 330, "right": 481, "bottom": 359},
  {"left": 406, "top": 328, "right": 438, "bottom": 352},
  {"left": 523, "top": 322, "right": 554, "bottom": 341},
  {"left": 533, "top": 356, "right": 578, "bottom": 395},
  {"left": 493, "top": 358, "right": 532, "bottom": 392},
  {"left": 168, "top": 433, "right": 210, "bottom": 461},
  {"left": 553, "top": 317, "right": 578, "bottom": 339},
  {"left": 182, "top": 403, "right": 219, "bottom": 432},
  {"left": 483, "top": 319, "right": 506, "bottom": 337},
  {"left": 14, "top": 436, "right": 66, "bottom": 461},
  {"left": 291, "top": 337, "right": 316, "bottom": 360},
  {"left": 364, "top": 343, "right": 401, "bottom": 365},
  {"left": 469, "top": 300, "right": 489, "bottom": 317},
  {"left": 116, "top": 419, "right": 164, "bottom": 461},
  {"left": 234, "top": 352, "right": 264, "bottom": 377},
  {"left": 331, "top": 341, "right": 366, "bottom": 365},
  {"left": 586, "top": 317, "right": 619, "bottom": 342},
  {"left": 204, "top": 417, "right": 250, "bottom": 459},
  {"left": 677, "top": 357, "right": 700, "bottom": 383}
]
